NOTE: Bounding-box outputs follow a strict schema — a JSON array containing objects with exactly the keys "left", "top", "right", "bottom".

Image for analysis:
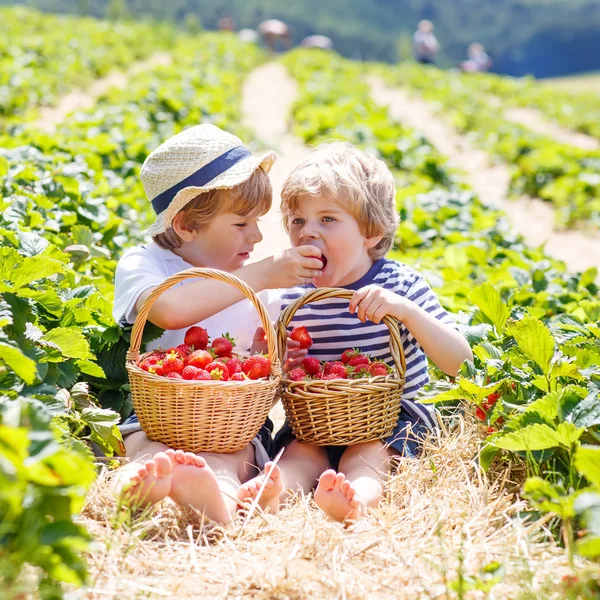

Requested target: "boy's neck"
[
  {"left": 332, "top": 255, "right": 378, "bottom": 288},
  {"left": 171, "top": 245, "right": 209, "bottom": 269}
]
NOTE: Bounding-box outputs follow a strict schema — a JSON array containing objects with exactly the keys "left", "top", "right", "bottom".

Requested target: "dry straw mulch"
[{"left": 78, "top": 417, "right": 584, "bottom": 599}]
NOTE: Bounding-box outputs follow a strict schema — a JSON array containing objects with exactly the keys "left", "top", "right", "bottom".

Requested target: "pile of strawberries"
[
  {"left": 137, "top": 326, "right": 271, "bottom": 381},
  {"left": 287, "top": 326, "right": 392, "bottom": 382}
]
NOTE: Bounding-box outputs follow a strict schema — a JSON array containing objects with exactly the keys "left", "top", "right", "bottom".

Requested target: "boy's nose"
[
  {"left": 247, "top": 225, "right": 263, "bottom": 244},
  {"left": 300, "top": 222, "right": 319, "bottom": 240}
]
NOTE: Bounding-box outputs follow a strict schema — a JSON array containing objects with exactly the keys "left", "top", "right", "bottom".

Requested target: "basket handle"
[
  {"left": 276, "top": 288, "right": 406, "bottom": 377},
  {"left": 126, "top": 267, "right": 279, "bottom": 366}
]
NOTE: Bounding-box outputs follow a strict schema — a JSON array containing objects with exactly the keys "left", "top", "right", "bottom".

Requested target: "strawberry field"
[{"left": 1, "top": 7, "right": 600, "bottom": 599}]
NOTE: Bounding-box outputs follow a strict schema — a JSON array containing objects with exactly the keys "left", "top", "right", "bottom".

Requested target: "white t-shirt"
[{"left": 113, "top": 241, "right": 282, "bottom": 354}]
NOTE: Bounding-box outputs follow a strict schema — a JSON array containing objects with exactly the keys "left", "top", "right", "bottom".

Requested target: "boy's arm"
[
  {"left": 139, "top": 246, "right": 323, "bottom": 330},
  {"left": 349, "top": 285, "right": 472, "bottom": 377}
]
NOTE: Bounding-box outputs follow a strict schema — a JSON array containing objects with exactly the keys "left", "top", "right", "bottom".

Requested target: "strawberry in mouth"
[{"left": 310, "top": 255, "right": 328, "bottom": 270}]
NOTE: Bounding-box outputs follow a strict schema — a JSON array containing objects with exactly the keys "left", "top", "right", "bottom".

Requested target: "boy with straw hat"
[{"left": 112, "top": 124, "right": 324, "bottom": 523}]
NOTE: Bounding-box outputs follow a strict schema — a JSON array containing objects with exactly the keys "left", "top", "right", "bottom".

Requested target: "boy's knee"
[{"left": 339, "top": 440, "right": 388, "bottom": 470}]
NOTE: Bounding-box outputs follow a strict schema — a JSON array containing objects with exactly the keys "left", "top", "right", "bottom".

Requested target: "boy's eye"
[
  {"left": 322, "top": 216, "right": 336, "bottom": 222},
  {"left": 234, "top": 222, "right": 247, "bottom": 228},
  {"left": 291, "top": 218, "right": 304, "bottom": 226}
]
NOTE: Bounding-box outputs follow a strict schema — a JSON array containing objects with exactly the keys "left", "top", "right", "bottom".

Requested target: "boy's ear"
[
  {"left": 364, "top": 234, "right": 383, "bottom": 250},
  {"left": 171, "top": 211, "right": 197, "bottom": 242}
]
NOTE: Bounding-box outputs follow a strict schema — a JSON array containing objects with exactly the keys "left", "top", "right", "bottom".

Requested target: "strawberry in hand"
[{"left": 290, "top": 326, "right": 313, "bottom": 349}]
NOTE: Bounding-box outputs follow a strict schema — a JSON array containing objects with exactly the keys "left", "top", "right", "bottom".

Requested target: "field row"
[{"left": 375, "top": 63, "right": 600, "bottom": 228}]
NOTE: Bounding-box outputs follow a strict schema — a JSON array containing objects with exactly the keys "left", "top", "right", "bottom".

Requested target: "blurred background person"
[
  {"left": 301, "top": 35, "right": 334, "bottom": 50},
  {"left": 412, "top": 20, "right": 439, "bottom": 65},
  {"left": 258, "top": 19, "right": 291, "bottom": 53},
  {"left": 217, "top": 12, "right": 235, "bottom": 32},
  {"left": 460, "top": 43, "right": 493, "bottom": 73}
]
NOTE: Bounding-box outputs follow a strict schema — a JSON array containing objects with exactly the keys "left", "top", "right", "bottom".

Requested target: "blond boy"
[{"left": 275, "top": 142, "right": 473, "bottom": 522}]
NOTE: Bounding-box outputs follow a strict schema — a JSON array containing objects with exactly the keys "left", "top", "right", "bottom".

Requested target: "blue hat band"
[{"left": 151, "top": 146, "right": 252, "bottom": 215}]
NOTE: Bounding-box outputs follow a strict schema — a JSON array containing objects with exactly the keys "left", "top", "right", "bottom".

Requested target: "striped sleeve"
[{"left": 401, "top": 272, "right": 455, "bottom": 328}]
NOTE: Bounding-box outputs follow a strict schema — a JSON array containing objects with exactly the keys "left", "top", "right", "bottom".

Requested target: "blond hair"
[
  {"left": 153, "top": 167, "right": 272, "bottom": 250},
  {"left": 281, "top": 143, "right": 399, "bottom": 259}
]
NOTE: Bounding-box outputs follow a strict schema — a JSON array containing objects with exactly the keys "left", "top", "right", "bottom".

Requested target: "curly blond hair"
[{"left": 281, "top": 142, "right": 399, "bottom": 259}]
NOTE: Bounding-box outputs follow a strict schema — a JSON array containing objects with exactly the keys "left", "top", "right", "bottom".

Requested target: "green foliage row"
[
  {"left": 283, "top": 48, "right": 600, "bottom": 562},
  {"left": 447, "top": 70, "right": 600, "bottom": 141},
  {"left": 0, "top": 6, "right": 177, "bottom": 123},
  {"left": 0, "top": 31, "right": 265, "bottom": 597},
  {"left": 375, "top": 62, "right": 600, "bottom": 229}
]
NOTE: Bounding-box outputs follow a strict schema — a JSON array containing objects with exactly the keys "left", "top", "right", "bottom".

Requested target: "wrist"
[
  {"left": 235, "top": 258, "right": 272, "bottom": 292},
  {"left": 395, "top": 299, "right": 419, "bottom": 325}
]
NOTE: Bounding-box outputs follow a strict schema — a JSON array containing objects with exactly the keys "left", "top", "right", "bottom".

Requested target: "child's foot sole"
[
  {"left": 237, "top": 461, "right": 283, "bottom": 514},
  {"left": 314, "top": 469, "right": 362, "bottom": 523},
  {"left": 120, "top": 451, "right": 172, "bottom": 507}
]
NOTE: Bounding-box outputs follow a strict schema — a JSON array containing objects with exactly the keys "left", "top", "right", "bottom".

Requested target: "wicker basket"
[
  {"left": 125, "top": 268, "right": 281, "bottom": 453},
  {"left": 277, "top": 288, "right": 406, "bottom": 446}
]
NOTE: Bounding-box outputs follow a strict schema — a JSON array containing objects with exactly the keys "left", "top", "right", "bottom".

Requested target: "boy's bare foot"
[
  {"left": 236, "top": 461, "right": 283, "bottom": 514},
  {"left": 314, "top": 469, "right": 363, "bottom": 523},
  {"left": 165, "top": 449, "right": 232, "bottom": 524},
  {"left": 121, "top": 451, "right": 172, "bottom": 507}
]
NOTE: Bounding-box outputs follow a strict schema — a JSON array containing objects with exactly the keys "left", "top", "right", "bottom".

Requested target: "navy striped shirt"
[{"left": 281, "top": 258, "right": 455, "bottom": 430}]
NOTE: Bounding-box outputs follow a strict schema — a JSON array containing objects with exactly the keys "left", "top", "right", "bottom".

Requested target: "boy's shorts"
[
  {"left": 273, "top": 407, "right": 431, "bottom": 471},
  {"left": 119, "top": 413, "right": 274, "bottom": 471}
]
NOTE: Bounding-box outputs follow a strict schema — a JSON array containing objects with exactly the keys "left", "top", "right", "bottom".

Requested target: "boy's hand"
[
  {"left": 349, "top": 285, "right": 414, "bottom": 324},
  {"left": 250, "top": 327, "right": 268, "bottom": 355},
  {"left": 266, "top": 246, "right": 323, "bottom": 287},
  {"left": 283, "top": 336, "right": 308, "bottom": 372}
]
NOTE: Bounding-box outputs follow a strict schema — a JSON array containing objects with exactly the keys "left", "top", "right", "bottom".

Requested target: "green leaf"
[
  {"left": 507, "top": 316, "right": 555, "bottom": 375},
  {"left": 42, "top": 328, "right": 91, "bottom": 360},
  {"left": 575, "top": 446, "right": 600, "bottom": 488},
  {"left": 11, "top": 256, "right": 65, "bottom": 289},
  {"left": 0, "top": 342, "right": 37, "bottom": 384},
  {"left": 493, "top": 423, "right": 564, "bottom": 451},
  {"left": 523, "top": 392, "right": 560, "bottom": 421},
  {"left": 469, "top": 282, "right": 509, "bottom": 334},
  {"left": 569, "top": 390, "right": 600, "bottom": 428},
  {"left": 76, "top": 360, "right": 106, "bottom": 379}
]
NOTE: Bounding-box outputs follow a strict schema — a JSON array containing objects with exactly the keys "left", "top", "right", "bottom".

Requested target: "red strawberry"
[
  {"left": 486, "top": 426, "right": 496, "bottom": 435},
  {"left": 139, "top": 355, "right": 160, "bottom": 371},
  {"left": 475, "top": 407, "right": 487, "bottom": 421},
  {"left": 290, "top": 326, "right": 313, "bottom": 349},
  {"left": 175, "top": 344, "right": 192, "bottom": 358},
  {"left": 149, "top": 361, "right": 165, "bottom": 377},
  {"left": 182, "top": 365, "right": 203, "bottom": 380},
  {"left": 323, "top": 361, "right": 347, "bottom": 378},
  {"left": 166, "top": 371, "right": 183, "bottom": 379},
  {"left": 483, "top": 392, "right": 501, "bottom": 411},
  {"left": 193, "top": 369, "right": 211, "bottom": 381},
  {"left": 211, "top": 333, "right": 235, "bottom": 357},
  {"left": 321, "top": 373, "right": 341, "bottom": 381},
  {"left": 341, "top": 349, "right": 362, "bottom": 364},
  {"left": 243, "top": 355, "right": 271, "bottom": 380},
  {"left": 288, "top": 368, "right": 307, "bottom": 382},
  {"left": 186, "top": 350, "right": 214, "bottom": 370},
  {"left": 162, "top": 351, "right": 184, "bottom": 375},
  {"left": 368, "top": 362, "right": 391, "bottom": 377},
  {"left": 301, "top": 356, "right": 321, "bottom": 375},
  {"left": 148, "top": 349, "right": 166, "bottom": 360},
  {"left": 347, "top": 354, "right": 370, "bottom": 368},
  {"left": 226, "top": 357, "right": 243, "bottom": 375},
  {"left": 184, "top": 326, "right": 209, "bottom": 350},
  {"left": 230, "top": 372, "right": 247, "bottom": 382},
  {"left": 206, "top": 361, "right": 230, "bottom": 381}
]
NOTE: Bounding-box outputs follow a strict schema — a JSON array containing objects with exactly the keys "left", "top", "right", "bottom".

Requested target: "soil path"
[
  {"left": 36, "top": 52, "right": 172, "bottom": 132},
  {"left": 241, "top": 62, "right": 312, "bottom": 262},
  {"left": 369, "top": 76, "right": 600, "bottom": 276},
  {"left": 504, "top": 107, "right": 599, "bottom": 151}
]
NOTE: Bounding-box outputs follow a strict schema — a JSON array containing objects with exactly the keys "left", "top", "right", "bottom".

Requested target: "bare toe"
[
  {"left": 183, "top": 452, "right": 197, "bottom": 465},
  {"left": 318, "top": 469, "right": 337, "bottom": 491}
]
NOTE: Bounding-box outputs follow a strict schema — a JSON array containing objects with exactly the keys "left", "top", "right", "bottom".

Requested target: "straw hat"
[{"left": 141, "top": 124, "right": 276, "bottom": 236}]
